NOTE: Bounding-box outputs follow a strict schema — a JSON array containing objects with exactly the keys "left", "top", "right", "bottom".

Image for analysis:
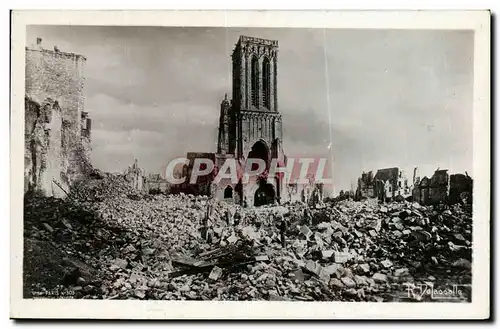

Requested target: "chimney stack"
[{"left": 36, "top": 37, "right": 42, "bottom": 45}]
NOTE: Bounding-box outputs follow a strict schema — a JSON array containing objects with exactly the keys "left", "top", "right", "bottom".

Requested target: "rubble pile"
[
  {"left": 70, "top": 172, "right": 143, "bottom": 202},
  {"left": 24, "top": 185, "right": 472, "bottom": 302}
]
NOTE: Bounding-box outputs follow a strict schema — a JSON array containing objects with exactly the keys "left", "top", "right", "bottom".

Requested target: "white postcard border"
[{"left": 10, "top": 10, "right": 490, "bottom": 319}]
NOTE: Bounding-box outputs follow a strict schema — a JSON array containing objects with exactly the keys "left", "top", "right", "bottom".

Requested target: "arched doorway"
[
  {"left": 224, "top": 185, "right": 233, "bottom": 199},
  {"left": 254, "top": 183, "right": 276, "bottom": 207}
]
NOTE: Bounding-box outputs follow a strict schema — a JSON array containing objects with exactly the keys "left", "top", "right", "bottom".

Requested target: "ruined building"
[
  {"left": 124, "top": 159, "right": 146, "bottom": 191},
  {"left": 412, "top": 168, "right": 472, "bottom": 205},
  {"left": 182, "top": 36, "right": 287, "bottom": 207},
  {"left": 176, "top": 152, "right": 218, "bottom": 196},
  {"left": 287, "top": 175, "right": 323, "bottom": 204},
  {"left": 449, "top": 172, "right": 473, "bottom": 204},
  {"left": 145, "top": 173, "right": 171, "bottom": 194},
  {"left": 355, "top": 170, "right": 375, "bottom": 199},
  {"left": 25, "top": 38, "right": 92, "bottom": 197},
  {"left": 429, "top": 169, "right": 450, "bottom": 204},
  {"left": 373, "top": 167, "right": 410, "bottom": 202},
  {"left": 355, "top": 167, "right": 410, "bottom": 201}
]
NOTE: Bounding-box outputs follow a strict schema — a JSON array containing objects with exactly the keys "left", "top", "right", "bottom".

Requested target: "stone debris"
[
  {"left": 341, "top": 277, "right": 356, "bottom": 288},
  {"left": 299, "top": 225, "right": 313, "bottom": 239},
  {"left": 329, "top": 278, "right": 344, "bottom": 289},
  {"left": 372, "top": 273, "right": 387, "bottom": 283},
  {"left": 208, "top": 266, "right": 223, "bottom": 281},
  {"left": 23, "top": 183, "right": 472, "bottom": 301},
  {"left": 43, "top": 223, "right": 54, "bottom": 233},
  {"left": 453, "top": 258, "right": 472, "bottom": 269},
  {"left": 358, "top": 264, "right": 370, "bottom": 273},
  {"left": 321, "top": 250, "right": 334, "bottom": 259},
  {"left": 334, "top": 252, "right": 351, "bottom": 264},
  {"left": 380, "top": 259, "right": 393, "bottom": 268},
  {"left": 134, "top": 290, "right": 146, "bottom": 299},
  {"left": 111, "top": 258, "right": 128, "bottom": 270}
]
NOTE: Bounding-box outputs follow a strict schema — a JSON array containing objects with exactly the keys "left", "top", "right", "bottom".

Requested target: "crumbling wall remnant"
[
  {"left": 124, "top": 159, "right": 146, "bottom": 191},
  {"left": 24, "top": 38, "right": 92, "bottom": 197},
  {"left": 24, "top": 97, "right": 68, "bottom": 197},
  {"left": 412, "top": 169, "right": 472, "bottom": 206}
]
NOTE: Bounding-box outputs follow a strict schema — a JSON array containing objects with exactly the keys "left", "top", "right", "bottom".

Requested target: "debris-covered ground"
[{"left": 23, "top": 175, "right": 472, "bottom": 302}]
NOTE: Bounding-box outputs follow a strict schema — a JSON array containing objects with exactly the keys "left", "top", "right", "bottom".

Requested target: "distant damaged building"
[
  {"left": 24, "top": 37, "right": 92, "bottom": 197},
  {"left": 178, "top": 152, "right": 218, "bottom": 197},
  {"left": 429, "top": 169, "right": 450, "bottom": 204},
  {"left": 287, "top": 176, "right": 322, "bottom": 205},
  {"left": 449, "top": 172, "right": 473, "bottom": 204},
  {"left": 413, "top": 169, "right": 472, "bottom": 205},
  {"left": 373, "top": 167, "right": 410, "bottom": 202},
  {"left": 124, "top": 159, "right": 146, "bottom": 191},
  {"left": 355, "top": 171, "right": 375, "bottom": 199},
  {"left": 145, "top": 173, "right": 171, "bottom": 194}
]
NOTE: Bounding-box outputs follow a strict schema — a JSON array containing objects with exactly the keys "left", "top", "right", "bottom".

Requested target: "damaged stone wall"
[
  {"left": 372, "top": 168, "right": 410, "bottom": 201},
  {"left": 145, "top": 174, "right": 171, "bottom": 194},
  {"left": 429, "top": 169, "right": 450, "bottom": 204},
  {"left": 287, "top": 182, "right": 313, "bottom": 203},
  {"left": 449, "top": 173, "right": 473, "bottom": 205},
  {"left": 356, "top": 171, "right": 375, "bottom": 200},
  {"left": 25, "top": 38, "right": 92, "bottom": 197},
  {"left": 26, "top": 39, "right": 85, "bottom": 131},
  {"left": 24, "top": 97, "right": 67, "bottom": 197},
  {"left": 412, "top": 170, "right": 472, "bottom": 206}
]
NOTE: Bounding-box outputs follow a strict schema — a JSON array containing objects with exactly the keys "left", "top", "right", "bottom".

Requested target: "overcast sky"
[{"left": 27, "top": 26, "right": 474, "bottom": 193}]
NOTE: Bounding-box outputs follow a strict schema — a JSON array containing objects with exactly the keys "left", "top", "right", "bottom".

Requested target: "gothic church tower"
[
  {"left": 216, "top": 35, "right": 286, "bottom": 206},
  {"left": 218, "top": 36, "right": 283, "bottom": 161}
]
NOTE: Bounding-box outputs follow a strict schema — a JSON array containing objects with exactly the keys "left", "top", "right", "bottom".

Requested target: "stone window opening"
[
  {"left": 251, "top": 56, "right": 259, "bottom": 108},
  {"left": 262, "top": 57, "right": 271, "bottom": 109},
  {"left": 224, "top": 185, "right": 233, "bottom": 199}
]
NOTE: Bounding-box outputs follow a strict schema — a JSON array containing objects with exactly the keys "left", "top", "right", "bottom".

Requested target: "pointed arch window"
[
  {"left": 262, "top": 57, "right": 271, "bottom": 109},
  {"left": 251, "top": 56, "right": 259, "bottom": 108}
]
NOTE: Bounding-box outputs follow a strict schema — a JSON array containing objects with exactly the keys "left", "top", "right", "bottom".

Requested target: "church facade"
[{"left": 183, "top": 35, "right": 288, "bottom": 207}]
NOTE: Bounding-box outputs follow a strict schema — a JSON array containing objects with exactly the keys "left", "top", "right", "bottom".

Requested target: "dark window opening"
[
  {"left": 224, "top": 186, "right": 233, "bottom": 199},
  {"left": 251, "top": 56, "right": 259, "bottom": 108},
  {"left": 262, "top": 57, "right": 271, "bottom": 109}
]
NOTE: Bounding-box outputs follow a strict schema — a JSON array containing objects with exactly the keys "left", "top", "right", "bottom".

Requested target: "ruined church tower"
[
  {"left": 215, "top": 35, "right": 287, "bottom": 206},
  {"left": 217, "top": 36, "right": 283, "bottom": 162}
]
